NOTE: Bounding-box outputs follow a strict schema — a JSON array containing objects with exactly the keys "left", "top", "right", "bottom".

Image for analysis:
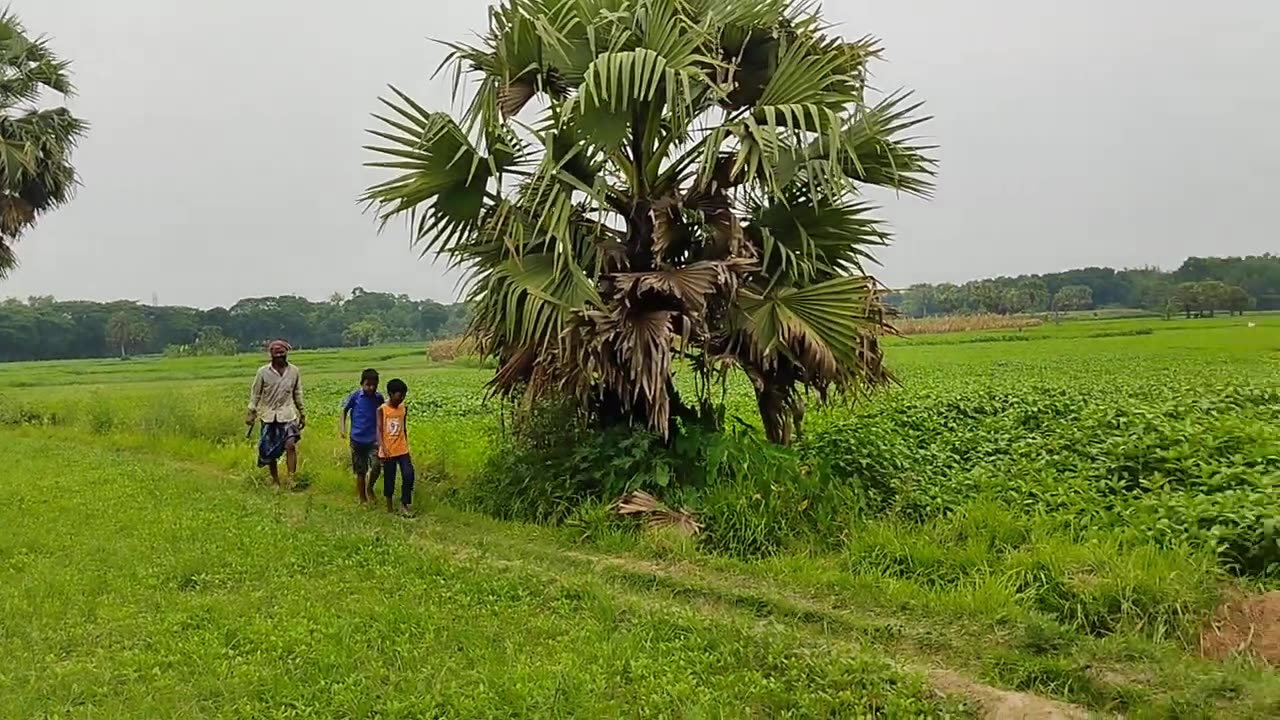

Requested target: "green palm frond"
[
  {"left": 734, "top": 276, "right": 889, "bottom": 386},
  {"left": 0, "top": 11, "right": 75, "bottom": 104},
  {"left": 0, "top": 11, "right": 86, "bottom": 277},
  {"left": 817, "top": 91, "right": 937, "bottom": 196},
  {"left": 569, "top": 44, "right": 718, "bottom": 156},
  {"left": 362, "top": 88, "right": 522, "bottom": 256},
  {"left": 755, "top": 33, "right": 857, "bottom": 109},
  {"left": 747, "top": 190, "right": 890, "bottom": 283},
  {"left": 468, "top": 250, "right": 601, "bottom": 358},
  {"left": 0, "top": 109, "right": 83, "bottom": 211}
]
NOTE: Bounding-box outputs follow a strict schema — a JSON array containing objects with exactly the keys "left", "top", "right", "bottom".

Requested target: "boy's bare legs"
[
  {"left": 366, "top": 464, "right": 381, "bottom": 503},
  {"left": 355, "top": 471, "right": 368, "bottom": 503}
]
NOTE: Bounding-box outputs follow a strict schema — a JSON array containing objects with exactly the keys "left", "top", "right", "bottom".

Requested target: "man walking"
[{"left": 246, "top": 339, "right": 306, "bottom": 488}]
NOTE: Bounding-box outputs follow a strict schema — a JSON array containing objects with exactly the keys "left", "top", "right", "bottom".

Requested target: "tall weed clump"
[
  {"left": 470, "top": 402, "right": 871, "bottom": 556},
  {"left": 843, "top": 499, "right": 1220, "bottom": 643},
  {"left": 466, "top": 400, "right": 665, "bottom": 522},
  {"left": 674, "top": 424, "right": 868, "bottom": 557}
]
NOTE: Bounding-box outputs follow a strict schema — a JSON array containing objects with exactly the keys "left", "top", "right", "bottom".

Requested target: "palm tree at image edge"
[{"left": 0, "top": 10, "right": 88, "bottom": 279}]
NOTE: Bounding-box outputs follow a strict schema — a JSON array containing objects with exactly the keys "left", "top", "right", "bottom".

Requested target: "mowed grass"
[
  {"left": 3, "top": 313, "right": 1280, "bottom": 717},
  {"left": 0, "top": 434, "right": 966, "bottom": 718}
]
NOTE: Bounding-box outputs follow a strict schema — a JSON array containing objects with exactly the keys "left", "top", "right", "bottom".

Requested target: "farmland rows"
[{"left": 2, "top": 315, "right": 1280, "bottom": 716}]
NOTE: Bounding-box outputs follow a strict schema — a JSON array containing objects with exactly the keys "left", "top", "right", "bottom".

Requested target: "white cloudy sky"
[{"left": 4, "top": 0, "right": 1277, "bottom": 307}]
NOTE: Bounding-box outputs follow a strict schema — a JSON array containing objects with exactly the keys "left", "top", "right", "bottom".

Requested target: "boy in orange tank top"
[{"left": 376, "top": 378, "right": 416, "bottom": 516}]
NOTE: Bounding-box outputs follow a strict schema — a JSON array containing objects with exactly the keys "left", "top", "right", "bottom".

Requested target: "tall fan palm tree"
[
  {"left": 364, "top": 0, "right": 935, "bottom": 444},
  {"left": 0, "top": 11, "right": 86, "bottom": 279}
]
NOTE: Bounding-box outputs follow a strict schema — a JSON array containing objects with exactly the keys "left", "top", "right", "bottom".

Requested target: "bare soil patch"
[
  {"left": 1201, "top": 590, "right": 1280, "bottom": 665},
  {"left": 928, "top": 670, "right": 1097, "bottom": 719}
]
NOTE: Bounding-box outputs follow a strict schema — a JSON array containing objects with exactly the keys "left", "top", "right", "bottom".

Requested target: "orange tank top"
[{"left": 379, "top": 404, "right": 409, "bottom": 457}]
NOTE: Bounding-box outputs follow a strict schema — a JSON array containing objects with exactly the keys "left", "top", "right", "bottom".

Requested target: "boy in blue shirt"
[{"left": 340, "top": 368, "right": 384, "bottom": 504}]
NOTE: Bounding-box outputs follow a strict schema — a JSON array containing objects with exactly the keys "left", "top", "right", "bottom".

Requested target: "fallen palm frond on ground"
[{"left": 612, "top": 490, "right": 702, "bottom": 538}]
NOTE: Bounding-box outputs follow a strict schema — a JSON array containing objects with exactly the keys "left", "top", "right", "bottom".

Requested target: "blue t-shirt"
[{"left": 343, "top": 389, "right": 384, "bottom": 444}]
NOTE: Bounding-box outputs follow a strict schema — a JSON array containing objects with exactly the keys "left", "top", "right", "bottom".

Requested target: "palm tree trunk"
[
  {"left": 595, "top": 380, "right": 697, "bottom": 439},
  {"left": 755, "top": 386, "right": 793, "bottom": 446},
  {"left": 792, "top": 398, "right": 806, "bottom": 442}
]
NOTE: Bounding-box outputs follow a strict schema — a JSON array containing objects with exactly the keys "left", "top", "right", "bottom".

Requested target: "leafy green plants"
[{"left": 5, "top": 316, "right": 1280, "bottom": 715}]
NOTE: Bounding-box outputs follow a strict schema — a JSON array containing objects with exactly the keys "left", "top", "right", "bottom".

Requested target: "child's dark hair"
[
  {"left": 386, "top": 378, "right": 408, "bottom": 395},
  {"left": 360, "top": 368, "right": 379, "bottom": 385}
]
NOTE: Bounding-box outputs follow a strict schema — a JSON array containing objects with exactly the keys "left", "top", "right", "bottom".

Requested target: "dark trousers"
[{"left": 383, "top": 454, "right": 415, "bottom": 506}]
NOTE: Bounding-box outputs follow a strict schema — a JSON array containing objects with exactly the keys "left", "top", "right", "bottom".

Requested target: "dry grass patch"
[{"left": 895, "top": 314, "right": 1043, "bottom": 335}]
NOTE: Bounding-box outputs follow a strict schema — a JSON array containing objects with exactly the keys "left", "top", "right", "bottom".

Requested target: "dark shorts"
[{"left": 351, "top": 441, "right": 381, "bottom": 475}]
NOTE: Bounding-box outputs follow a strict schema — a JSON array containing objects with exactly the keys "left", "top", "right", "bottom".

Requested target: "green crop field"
[{"left": 3, "top": 314, "right": 1280, "bottom": 718}]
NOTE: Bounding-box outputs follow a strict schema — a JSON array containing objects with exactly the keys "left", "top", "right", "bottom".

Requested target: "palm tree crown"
[
  {"left": 0, "top": 11, "right": 86, "bottom": 278},
  {"left": 364, "top": 0, "right": 935, "bottom": 443}
]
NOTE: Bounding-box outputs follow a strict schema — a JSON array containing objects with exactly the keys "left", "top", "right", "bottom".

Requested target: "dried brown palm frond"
[
  {"left": 609, "top": 258, "right": 755, "bottom": 316},
  {"left": 649, "top": 194, "right": 682, "bottom": 265},
  {"left": 563, "top": 257, "right": 755, "bottom": 434},
  {"left": 612, "top": 490, "right": 702, "bottom": 538},
  {"left": 564, "top": 306, "right": 677, "bottom": 432}
]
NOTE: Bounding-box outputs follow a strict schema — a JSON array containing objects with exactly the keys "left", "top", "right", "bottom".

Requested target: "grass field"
[{"left": 2, "top": 314, "right": 1280, "bottom": 717}]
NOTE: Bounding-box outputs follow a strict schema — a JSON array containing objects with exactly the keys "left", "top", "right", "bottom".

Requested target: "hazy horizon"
[
  {"left": 3, "top": 252, "right": 1262, "bottom": 311},
  {"left": 3, "top": 1, "right": 1276, "bottom": 308}
]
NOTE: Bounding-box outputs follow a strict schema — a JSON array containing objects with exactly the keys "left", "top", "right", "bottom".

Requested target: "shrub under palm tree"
[
  {"left": 363, "top": 0, "right": 934, "bottom": 444},
  {"left": 0, "top": 11, "right": 86, "bottom": 279}
]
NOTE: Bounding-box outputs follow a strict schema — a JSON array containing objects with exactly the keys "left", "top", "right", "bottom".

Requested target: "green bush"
[
  {"left": 467, "top": 401, "right": 668, "bottom": 522},
  {"left": 470, "top": 404, "right": 873, "bottom": 555},
  {"left": 678, "top": 425, "right": 866, "bottom": 556}
]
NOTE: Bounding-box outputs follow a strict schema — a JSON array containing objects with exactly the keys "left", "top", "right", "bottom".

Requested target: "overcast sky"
[{"left": 4, "top": 1, "right": 1276, "bottom": 308}]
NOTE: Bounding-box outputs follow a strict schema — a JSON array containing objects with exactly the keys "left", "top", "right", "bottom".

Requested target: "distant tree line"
[
  {"left": 888, "top": 255, "right": 1280, "bottom": 318},
  {"left": 0, "top": 287, "right": 468, "bottom": 362}
]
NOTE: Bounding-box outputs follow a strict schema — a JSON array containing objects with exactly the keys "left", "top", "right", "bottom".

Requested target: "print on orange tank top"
[{"left": 380, "top": 404, "right": 409, "bottom": 458}]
